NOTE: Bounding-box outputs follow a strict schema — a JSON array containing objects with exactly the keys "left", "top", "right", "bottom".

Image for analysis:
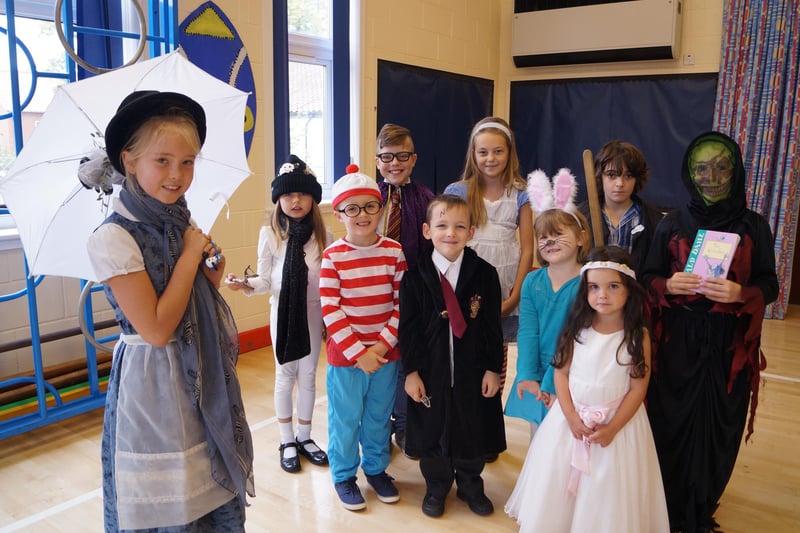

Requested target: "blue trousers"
[{"left": 326, "top": 361, "right": 398, "bottom": 483}]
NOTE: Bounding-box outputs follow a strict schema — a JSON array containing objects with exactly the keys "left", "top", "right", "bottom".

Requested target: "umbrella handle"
[
  {"left": 54, "top": 0, "right": 147, "bottom": 74},
  {"left": 78, "top": 281, "right": 115, "bottom": 353}
]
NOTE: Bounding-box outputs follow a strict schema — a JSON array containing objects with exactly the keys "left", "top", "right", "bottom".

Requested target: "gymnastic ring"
[{"left": 54, "top": 0, "right": 147, "bottom": 74}]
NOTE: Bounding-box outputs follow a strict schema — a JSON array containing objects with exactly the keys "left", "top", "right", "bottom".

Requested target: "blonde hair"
[
  {"left": 270, "top": 201, "right": 328, "bottom": 255},
  {"left": 459, "top": 117, "right": 525, "bottom": 227},
  {"left": 533, "top": 209, "right": 590, "bottom": 266},
  {"left": 121, "top": 110, "right": 201, "bottom": 190}
]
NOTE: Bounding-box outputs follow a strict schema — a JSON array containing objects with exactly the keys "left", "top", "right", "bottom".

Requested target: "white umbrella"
[{"left": 0, "top": 50, "right": 251, "bottom": 281}]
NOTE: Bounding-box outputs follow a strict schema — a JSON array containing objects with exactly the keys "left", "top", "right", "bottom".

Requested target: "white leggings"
[{"left": 271, "top": 303, "right": 323, "bottom": 421}]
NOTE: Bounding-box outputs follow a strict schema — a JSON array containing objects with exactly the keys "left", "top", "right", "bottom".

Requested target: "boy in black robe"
[{"left": 399, "top": 194, "right": 506, "bottom": 518}]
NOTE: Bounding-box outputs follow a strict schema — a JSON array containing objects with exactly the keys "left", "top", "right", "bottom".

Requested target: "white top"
[
  {"left": 246, "top": 224, "right": 333, "bottom": 304},
  {"left": 86, "top": 200, "right": 145, "bottom": 281},
  {"left": 432, "top": 248, "right": 465, "bottom": 385}
]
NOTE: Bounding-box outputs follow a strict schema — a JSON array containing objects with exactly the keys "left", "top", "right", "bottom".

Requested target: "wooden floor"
[{"left": 2, "top": 308, "right": 800, "bottom": 532}]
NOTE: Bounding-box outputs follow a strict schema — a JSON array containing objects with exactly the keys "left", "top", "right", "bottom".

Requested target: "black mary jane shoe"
[
  {"left": 296, "top": 438, "right": 329, "bottom": 466},
  {"left": 279, "top": 442, "right": 301, "bottom": 473}
]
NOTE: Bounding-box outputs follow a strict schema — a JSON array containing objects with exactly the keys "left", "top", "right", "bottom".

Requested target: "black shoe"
[
  {"left": 421, "top": 493, "right": 445, "bottom": 518},
  {"left": 484, "top": 452, "right": 499, "bottom": 463},
  {"left": 279, "top": 442, "right": 301, "bottom": 473},
  {"left": 456, "top": 490, "right": 494, "bottom": 516},
  {"left": 296, "top": 438, "right": 329, "bottom": 466}
]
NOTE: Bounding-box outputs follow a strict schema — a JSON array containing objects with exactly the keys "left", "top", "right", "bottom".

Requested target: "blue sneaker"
[
  {"left": 334, "top": 477, "right": 366, "bottom": 511},
  {"left": 366, "top": 471, "right": 400, "bottom": 503}
]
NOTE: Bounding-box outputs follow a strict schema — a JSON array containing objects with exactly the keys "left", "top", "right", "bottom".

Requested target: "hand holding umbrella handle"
[{"left": 204, "top": 241, "right": 224, "bottom": 270}]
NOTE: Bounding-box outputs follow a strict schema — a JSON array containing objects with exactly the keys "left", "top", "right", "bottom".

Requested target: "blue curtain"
[
  {"left": 509, "top": 75, "right": 717, "bottom": 210},
  {"left": 76, "top": 0, "right": 123, "bottom": 79},
  {"left": 713, "top": 0, "right": 800, "bottom": 319},
  {"left": 376, "top": 60, "right": 494, "bottom": 194}
]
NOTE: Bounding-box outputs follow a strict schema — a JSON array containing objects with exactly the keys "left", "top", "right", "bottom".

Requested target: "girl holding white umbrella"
[{"left": 86, "top": 90, "right": 254, "bottom": 531}]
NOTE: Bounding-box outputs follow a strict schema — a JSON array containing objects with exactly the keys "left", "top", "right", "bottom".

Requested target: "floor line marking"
[{"left": 0, "top": 396, "right": 330, "bottom": 530}]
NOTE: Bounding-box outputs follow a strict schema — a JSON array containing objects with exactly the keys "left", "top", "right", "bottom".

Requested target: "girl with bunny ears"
[{"left": 505, "top": 168, "right": 590, "bottom": 438}]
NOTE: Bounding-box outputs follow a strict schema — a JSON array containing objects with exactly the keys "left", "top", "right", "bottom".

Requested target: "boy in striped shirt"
[{"left": 320, "top": 165, "right": 407, "bottom": 511}]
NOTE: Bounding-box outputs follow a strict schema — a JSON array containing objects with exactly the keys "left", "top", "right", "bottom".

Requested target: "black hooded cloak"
[{"left": 639, "top": 131, "right": 779, "bottom": 532}]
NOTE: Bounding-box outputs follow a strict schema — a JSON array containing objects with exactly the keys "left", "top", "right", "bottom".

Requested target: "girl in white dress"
[
  {"left": 505, "top": 246, "right": 668, "bottom": 533},
  {"left": 444, "top": 117, "right": 534, "bottom": 407}
]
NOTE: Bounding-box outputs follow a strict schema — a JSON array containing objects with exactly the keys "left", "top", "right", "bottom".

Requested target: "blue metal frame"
[{"left": 0, "top": 0, "right": 179, "bottom": 441}]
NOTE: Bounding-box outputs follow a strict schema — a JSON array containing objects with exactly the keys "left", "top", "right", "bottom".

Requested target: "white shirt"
[{"left": 431, "top": 249, "right": 464, "bottom": 385}]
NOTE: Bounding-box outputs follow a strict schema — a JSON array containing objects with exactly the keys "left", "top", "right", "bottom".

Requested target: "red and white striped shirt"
[{"left": 320, "top": 236, "right": 406, "bottom": 366}]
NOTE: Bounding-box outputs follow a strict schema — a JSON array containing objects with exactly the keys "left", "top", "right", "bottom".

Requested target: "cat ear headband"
[{"left": 527, "top": 167, "right": 582, "bottom": 227}]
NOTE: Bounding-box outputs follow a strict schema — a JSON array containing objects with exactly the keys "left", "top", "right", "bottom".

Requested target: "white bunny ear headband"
[{"left": 527, "top": 168, "right": 582, "bottom": 227}]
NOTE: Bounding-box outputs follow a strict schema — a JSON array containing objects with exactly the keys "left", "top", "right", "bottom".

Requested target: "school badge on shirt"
[{"left": 469, "top": 294, "right": 482, "bottom": 319}]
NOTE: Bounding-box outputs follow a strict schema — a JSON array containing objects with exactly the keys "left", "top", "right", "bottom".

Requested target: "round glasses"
[
  {"left": 376, "top": 151, "right": 415, "bottom": 163},
  {"left": 336, "top": 200, "right": 382, "bottom": 217}
]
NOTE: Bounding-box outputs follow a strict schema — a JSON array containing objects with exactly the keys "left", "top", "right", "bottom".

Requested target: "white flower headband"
[
  {"left": 580, "top": 260, "right": 636, "bottom": 280},
  {"left": 527, "top": 168, "right": 582, "bottom": 227},
  {"left": 472, "top": 121, "right": 512, "bottom": 140}
]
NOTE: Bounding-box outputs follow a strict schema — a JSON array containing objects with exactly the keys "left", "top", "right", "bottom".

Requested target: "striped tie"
[{"left": 386, "top": 186, "right": 401, "bottom": 241}]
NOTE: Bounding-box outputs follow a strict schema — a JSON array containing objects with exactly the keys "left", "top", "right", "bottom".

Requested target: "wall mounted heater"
[{"left": 512, "top": 0, "right": 682, "bottom": 67}]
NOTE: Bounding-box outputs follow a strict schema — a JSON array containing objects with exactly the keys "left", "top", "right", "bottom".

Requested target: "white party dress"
[{"left": 505, "top": 328, "right": 669, "bottom": 533}]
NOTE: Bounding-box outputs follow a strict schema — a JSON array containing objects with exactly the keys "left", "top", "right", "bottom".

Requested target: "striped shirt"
[
  {"left": 320, "top": 236, "right": 407, "bottom": 366},
  {"left": 603, "top": 202, "right": 641, "bottom": 253}
]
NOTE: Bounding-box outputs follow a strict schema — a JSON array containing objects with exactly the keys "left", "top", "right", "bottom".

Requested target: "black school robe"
[
  {"left": 399, "top": 246, "right": 506, "bottom": 460},
  {"left": 640, "top": 131, "right": 779, "bottom": 532}
]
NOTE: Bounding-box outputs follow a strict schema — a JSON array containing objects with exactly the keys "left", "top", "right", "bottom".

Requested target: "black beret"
[{"left": 105, "top": 90, "right": 206, "bottom": 175}]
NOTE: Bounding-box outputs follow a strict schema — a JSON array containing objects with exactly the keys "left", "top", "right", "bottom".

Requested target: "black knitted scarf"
[{"left": 275, "top": 216, "right": 314, "bottom": 364}]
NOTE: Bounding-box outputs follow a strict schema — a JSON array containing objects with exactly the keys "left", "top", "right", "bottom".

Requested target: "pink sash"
[{"left": 567, "top": 393, "right": 626, "bottom": 496}]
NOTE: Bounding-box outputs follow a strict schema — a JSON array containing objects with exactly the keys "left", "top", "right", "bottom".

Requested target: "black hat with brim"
[{"left": 104, "top": 90, "right": 207, "bottom": 175}]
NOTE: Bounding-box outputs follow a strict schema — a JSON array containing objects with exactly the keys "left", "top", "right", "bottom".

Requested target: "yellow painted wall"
[
  {"left": 0, "top": 0, "right": 724, "bottom": 376},
  {"left": 176, "top": 0, "right": 723, "bottom": 334}
]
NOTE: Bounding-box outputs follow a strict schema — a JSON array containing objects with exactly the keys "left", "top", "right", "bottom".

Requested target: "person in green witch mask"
[
  {"left": 687, "top": 137, "right": 736, "bottom": 205},
  {"left": 639, "top": 131, "right": 778, "bottom": 533}
]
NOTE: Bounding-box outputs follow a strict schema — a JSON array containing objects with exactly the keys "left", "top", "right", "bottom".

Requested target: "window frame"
[
  {"left": 274, "top": 0, "right": 349, "bottom": 204},
  {"left": 288, "top": 31, "right": 334, "bottom": 197}
]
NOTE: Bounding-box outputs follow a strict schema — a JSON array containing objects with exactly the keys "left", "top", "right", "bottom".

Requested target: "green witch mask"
[{"left": 688, "top": 141, "right": 734, "bottom": 205}]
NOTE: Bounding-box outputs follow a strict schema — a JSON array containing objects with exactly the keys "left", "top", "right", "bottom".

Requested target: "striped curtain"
[{"left": 713, "top": 0, "right": 800, "bottom": 319}]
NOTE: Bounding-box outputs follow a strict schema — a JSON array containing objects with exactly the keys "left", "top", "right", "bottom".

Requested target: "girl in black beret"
[{"left": 86, "top": 91, "right": 254, "bottom": 531}]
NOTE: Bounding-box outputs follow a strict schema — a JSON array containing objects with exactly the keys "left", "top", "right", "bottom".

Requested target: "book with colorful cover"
[{"left": 683, "top": 229, "right": 740, "bottom": 280}]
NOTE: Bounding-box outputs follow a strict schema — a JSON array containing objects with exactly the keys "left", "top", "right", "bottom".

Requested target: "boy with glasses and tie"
[
  {"left": 399, "top": 194, "right": 505, "bottom": 519},
  {"left": 321, "top": 165, "right": 407, "bottom": 511},
  {"left": 375, "top": 123, "right": 435, "bottom": 455}
]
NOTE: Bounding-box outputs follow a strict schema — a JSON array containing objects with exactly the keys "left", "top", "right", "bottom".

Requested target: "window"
[
  {"left": 1, "top": 6, "right": 69, "bottom": 179},
  {"left": 1, "top": 1, "right": 171, "bottom": 236},
  {"left": 287, "top": 0, "right": 333, "bottom": 197},
  {"left": 1, "top": 1, "right": 73, "bottom": 244},
  {"left": 276, "top": 1, "right": 350, "bottom": 201}
]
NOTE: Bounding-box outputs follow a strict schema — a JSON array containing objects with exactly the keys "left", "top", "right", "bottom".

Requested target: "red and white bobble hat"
[{"left": 331, "top": 164, "right": 382, "bottom": 209}]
